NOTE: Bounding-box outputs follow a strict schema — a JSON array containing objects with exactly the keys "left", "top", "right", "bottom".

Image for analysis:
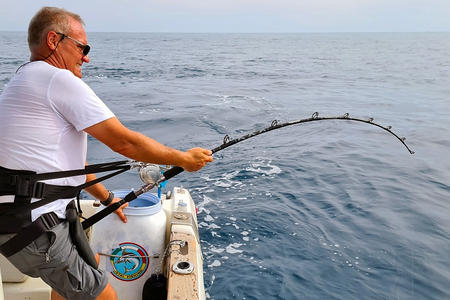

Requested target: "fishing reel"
[
  {"left": 131, "top": 162, "right": 173, "bottom": 188},
  {"left": 138, "top": 163, "right": 162, "bottom": 185}
]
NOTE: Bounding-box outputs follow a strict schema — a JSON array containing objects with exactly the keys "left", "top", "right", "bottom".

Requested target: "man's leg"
[
  {"left": 51, "top": 284, "right": 117, "bottom": 300},
  {"left": 95, "top": 283, "right": 118, "bottom": 300},
  {"left": 1, "top": 223, "right": 112, "bottom": 300},
  {"left": 48, "top": 250, "right": 118, "bottom": 300},
  {"left": 93, "top": 254, "right": 117, "bottom": 300}
]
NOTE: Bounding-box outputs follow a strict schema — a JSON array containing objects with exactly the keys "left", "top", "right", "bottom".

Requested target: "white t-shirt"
[{"left": 0, "top": 61, "right": 114, "bottom": 221}]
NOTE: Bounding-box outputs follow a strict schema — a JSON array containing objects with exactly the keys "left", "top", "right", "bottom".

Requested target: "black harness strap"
[
  {"left": 0, "top": 161, "right": 131, "bottom": 216},
  {"left": 0, "top": 161, "right": 131, "bottom": 257},
  {"left": 21, "top": 166, "right": 130, "bottom": 213},
  {"left": 0, "top": 211, "right": 62, "bottom": 257},
  {"left": 0, "top": 160, "right": 128, "bottom": 193}
]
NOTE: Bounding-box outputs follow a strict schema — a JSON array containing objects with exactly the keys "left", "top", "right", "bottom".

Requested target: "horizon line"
[{"left": 1, "top": 30, "right": 450, "bottom": 34}]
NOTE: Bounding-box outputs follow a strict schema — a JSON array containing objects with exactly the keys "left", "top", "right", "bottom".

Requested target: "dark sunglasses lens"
[{"left": 83, "top": 45, "right": 90, "bottom": 56}]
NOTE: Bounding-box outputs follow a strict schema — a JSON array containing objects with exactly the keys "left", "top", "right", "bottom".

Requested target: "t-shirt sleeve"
[{"left": 48, "top": 69, "right": 115, "bottom": 131}]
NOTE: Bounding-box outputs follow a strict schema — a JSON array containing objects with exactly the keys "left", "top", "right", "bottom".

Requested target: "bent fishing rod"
[{"left": 81, "top": 112, "right": 414, "bottom": 229}]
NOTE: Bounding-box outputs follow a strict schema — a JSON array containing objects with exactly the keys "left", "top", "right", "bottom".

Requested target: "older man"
[{"left": 0, "top": 6, "right": 212, "bottom": 300}]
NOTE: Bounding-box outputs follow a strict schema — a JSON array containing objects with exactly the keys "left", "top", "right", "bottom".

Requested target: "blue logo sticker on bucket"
[{"left": 110, "top": 242, "right": 149, "bottom": 281}]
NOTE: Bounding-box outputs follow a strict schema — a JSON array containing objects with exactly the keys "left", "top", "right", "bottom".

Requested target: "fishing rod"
[
  {"left": 213, "top": 112, "right": 414, "bottom": 154},
  {"left": 161, "top": 112, "right": 414, "bottom": 181},
  {"left": 82, "top": 112, "right": 414, "bottom": 229}
]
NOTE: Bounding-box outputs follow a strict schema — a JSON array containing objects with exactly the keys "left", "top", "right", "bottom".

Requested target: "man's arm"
[
  {"left": 84, "top": 117, "right": 213, "bottom": 171},
  {"left": 83, "top": 117, "right": 212, "bottom": 223}
]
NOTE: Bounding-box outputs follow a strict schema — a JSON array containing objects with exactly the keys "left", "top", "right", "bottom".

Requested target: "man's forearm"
[
  {"left": 84, "top": 117, "right": 212, "bottom": 172},
  {"left": 110, "top": 131, "right": 188, "bottom": 165}
]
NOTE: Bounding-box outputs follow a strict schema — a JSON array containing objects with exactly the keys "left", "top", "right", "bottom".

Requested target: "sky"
[{"left": 1, "top": 0, "right": 450, "bottom": 33}]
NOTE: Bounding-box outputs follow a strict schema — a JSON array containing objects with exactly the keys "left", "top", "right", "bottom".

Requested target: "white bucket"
[{"left": 90, "top": 190, "right": 166, "bottom": 300}]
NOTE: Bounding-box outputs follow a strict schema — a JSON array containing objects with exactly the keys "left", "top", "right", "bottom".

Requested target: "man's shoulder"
[
  {"left": 24, "top": 61, "right": 76, "bottom": 80},
  {"left": 45, "top": 65, "right": 90, "bottom": 92}
]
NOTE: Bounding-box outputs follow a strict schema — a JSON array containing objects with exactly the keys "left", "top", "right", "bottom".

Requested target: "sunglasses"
[{"left": 56, "top": 32, "right": 91, "bottom": 56}]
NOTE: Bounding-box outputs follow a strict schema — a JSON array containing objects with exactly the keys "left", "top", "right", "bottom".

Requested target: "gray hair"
[{"left": 28, "top": 7, "right": 85, "bottom": 50}]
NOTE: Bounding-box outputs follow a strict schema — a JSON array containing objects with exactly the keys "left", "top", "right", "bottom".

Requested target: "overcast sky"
[{"left": 1, "top": 0, "right": 449, "bottom": 33}]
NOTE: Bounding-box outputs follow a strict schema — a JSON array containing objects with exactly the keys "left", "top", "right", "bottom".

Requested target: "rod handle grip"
[
  {"left": 82, "top": 191, "right": 136, "bottom": 229},
  {"left": 163, "top": 166, "right": 184, "bottom": 180}
]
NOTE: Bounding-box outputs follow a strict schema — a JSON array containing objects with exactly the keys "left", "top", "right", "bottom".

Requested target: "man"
[{"left": 0, "top": 6, "right": 213, "bottom": 300}]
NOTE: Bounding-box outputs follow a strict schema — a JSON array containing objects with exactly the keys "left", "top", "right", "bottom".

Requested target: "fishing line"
[{"left": 81, "top": 112, "right": 414, "bottom": 229}]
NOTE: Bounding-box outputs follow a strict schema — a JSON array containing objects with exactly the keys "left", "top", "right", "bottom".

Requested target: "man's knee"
[{"left": 96, "top": 283, "right": 118, "bottom": 300}]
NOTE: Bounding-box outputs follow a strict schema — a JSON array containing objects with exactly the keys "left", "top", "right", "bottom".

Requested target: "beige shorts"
[{"left": 0, "top": 221, "right": 108, "bottom": 300}]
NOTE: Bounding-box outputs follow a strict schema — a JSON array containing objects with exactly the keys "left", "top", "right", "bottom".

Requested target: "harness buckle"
[
  {"left": 13, "top": 176, "right": 46, "bottom": 198},
  {"left": 40, "top": 212, "right": 60, "bottom": 229},
  {"left": 32, "top": 182, "right": 46, "bottom": 199}
]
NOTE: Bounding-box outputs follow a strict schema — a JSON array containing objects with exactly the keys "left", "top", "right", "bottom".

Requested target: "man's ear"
[{"left": 46, "top": 31, "right": 60, "bottom": 51}]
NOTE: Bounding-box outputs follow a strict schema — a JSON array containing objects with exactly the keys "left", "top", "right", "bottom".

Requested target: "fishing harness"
[
  {"left": 0, "top": 113, "right": 414, "bottom": 257},
  {"left": 0, "top": 161, "right": 131, "bottom": 257}
]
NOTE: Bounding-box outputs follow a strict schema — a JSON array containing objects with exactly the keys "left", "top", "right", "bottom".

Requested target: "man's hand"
[
  {"left": 182, "top": 148, "right": 213, "bottom": 172},
  {"left": 110, "top": 197, "right": 128, "bottom": 223}
]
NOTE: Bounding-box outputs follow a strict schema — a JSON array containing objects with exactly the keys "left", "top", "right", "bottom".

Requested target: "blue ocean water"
[{"left": 1, "top": 32, "right": 449, "bottom": 299}]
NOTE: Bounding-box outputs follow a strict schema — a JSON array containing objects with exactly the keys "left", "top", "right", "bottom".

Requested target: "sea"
[{"left": 1, "top": 32, "right": 449, "bottom": 299}]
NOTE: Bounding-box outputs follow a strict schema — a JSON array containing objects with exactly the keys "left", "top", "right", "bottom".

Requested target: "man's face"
[{"left": 57, "top": 18, "right": 90, "bottom": 78}]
